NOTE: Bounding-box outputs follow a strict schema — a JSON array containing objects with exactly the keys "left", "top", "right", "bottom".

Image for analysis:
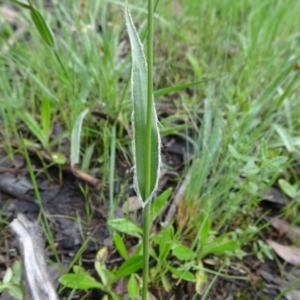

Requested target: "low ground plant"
[{"left": 0, "top": 261, "right": 23, "bottom": 300}]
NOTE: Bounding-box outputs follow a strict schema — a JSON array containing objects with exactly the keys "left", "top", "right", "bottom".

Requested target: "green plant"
[
  {"left": 0, "top": 261, "right": 24, "bottom": 300},
  {"left": 59, "top": 255, "right": 137, "bottom": 300},
  {"left": 124, "top": 2, "right": 160, "bottom": 299},
  {"left": 59, "top": 188, "right": 171, "bottom": 298},
  {"left": 11, "top": 0, "right": 68, "bottom": 166},
  {"left": 252, "top": 240, "right": 273, "bottom": 262},
  {"left": 59, "top": 233, "right": 143, "bottom": 300},
  {"left": 278, "top": 178, "right": 300, "bottom": 220},
  {"left": 59, "top": 189, "right": 240, "bottom": 299},
  {"left": 3, "top": 0, "right": 300, "bottom": 298},
  {"left": 19, "top": 97, "right": 67, "bottom": 166}
]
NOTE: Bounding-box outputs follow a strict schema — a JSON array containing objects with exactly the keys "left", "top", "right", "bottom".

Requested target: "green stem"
[
  {"left": 142, "top": 201, "right": 151, "bottom": 300},
  {"left": 54, "top": 49, "right": 70, "bottom": 81},
  {"left": 143, "top": 0, "right": 154, "bottom": 299},
  {"left": 109, "top": 125, "right": 116, "bottom": 221}
]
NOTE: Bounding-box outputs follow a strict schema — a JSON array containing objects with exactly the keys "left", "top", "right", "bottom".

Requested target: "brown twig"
[{"left": 10, "top": 141, "right": 102, "bottom": 189}]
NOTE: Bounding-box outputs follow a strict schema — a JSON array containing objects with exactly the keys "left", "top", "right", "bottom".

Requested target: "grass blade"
[
  {"left": 41, "top": 97, "right": 51, "bottom": 140},
  {"left": 29, "top": 5, "right": 55, "bottom": 47},
  {"left": 70, "top": 109, "right": 89, "bottom": 168},
  {"left": 153, "top": 76, "right": 224, "bottom": 98},
  {"left": 19, "top": 111, "right": 47, "bottom": 149}
]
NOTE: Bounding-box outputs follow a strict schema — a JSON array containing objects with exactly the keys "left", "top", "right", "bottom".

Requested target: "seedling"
[
  {"left": 0, "top": 261, "right": 23, "bottom": 300},
  {"left": 19, "top": 97, "right": 67, "bottom": 165}
]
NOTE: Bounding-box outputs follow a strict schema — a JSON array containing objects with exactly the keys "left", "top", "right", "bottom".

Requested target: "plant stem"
[
  {"left": 142, "top": 201, "right": 151, "bottom": 300},
  {"left": 143, "top": 0, "right": 154, "bottom": 299},
  {"left": 109, "top": 125, "right": 116, "bottom": 221}
]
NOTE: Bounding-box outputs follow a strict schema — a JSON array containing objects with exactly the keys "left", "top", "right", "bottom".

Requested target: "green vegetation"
[
  {"left": 0, "top": 261, "right": 23, "bottom": 300},
  {"left": 1, "top": 0, "right": 300, "bottom": 299}
]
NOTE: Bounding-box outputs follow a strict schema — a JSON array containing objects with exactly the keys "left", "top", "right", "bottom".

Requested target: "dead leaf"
[
  {"left": 122, "top": 196, "right": 142, "bottom": 213},
  {"left": 267, "top": 240, "right": 300, "bottom": 265},
  {"left": 176, "top": 199, "right": 199, "bottom": 230},
  {"left": 284, "top": 289, "right": 300, "bottom": 300},
  {"left": 163, "top": 172, "right": 191, "bottom": 227},
  {"left": 114, "top": 277, "right": 127, "bottom": 295},
  {"left": 172, "top": 1, "right": 182, "bottom": 16},
  {"left": 270, "top": 218, "right": 300, "bottom": 245},
  {"left": 263, "top": 187, "right": 286, "bottom": 205}
]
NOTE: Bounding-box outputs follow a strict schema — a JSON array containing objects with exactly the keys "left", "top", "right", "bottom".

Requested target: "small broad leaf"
[
  {"left": 195, "top": 266, "right": 208, "bottom": 295},
  {"left": 227, "top": 144, "right": 254, "bottom": 162},
  {"left": 108, "top": 218, "right": 142, "bottom": 238},
  {"left": 127, "top": 274, "right": 140, "bottom": 299},
  {"left": 172, "top": 243, "right": 196, "bottom": 260},
  {"left": 95, "top": 247, "right": 108, "bottom": 264},
  {"left": 266, "top": 156, "right": 288, "bottom": 171},
  {"left": 29, "top": 6, "right": 54, "bottom": 46},
  {"left": 125, "top": 5, "right": 160, "bottom": 203},
  {"left": 51, "top": 152, "right": 67, "bottom": 165},
  {"left": 22, "top": 138, "right": 41, "bottom": 149},
  {"left": 161, "top": 274, "right": 172, "bottom": 292},
  {"left": 150, "top": 188, "right": 172, "bottom": 222},
  {"left": 3, "top": 268, "right": 13, "bottom": 284},
  {"left": 242, "top": 160, "right": 260, "bottom": 175},
  {"left": 95, "top": 248, "right": 114, "bottom": 286},
  {"left": 113, "top": 233, "right": 128, "bottom": 260},
  {"left": 59, "top": 273, "right": 104, "bottom": 290},
  {"left": 73, "top": 265, "right": 87, "bottom": 274},
  {"left": 70, "top": 109, "right": 89, "bottom": 167},
  {"left": 115, "top": 255, "right": 143, "bottom": 280},
  {"left": 7, "top": 285, "right": 23, "bottom": 300},
  {"left": 201, "top": 235, "right": 239, "bottom": 257},
  {"left": 273, "top": 124, "right": 295, "bottom": 153},
  {"left": 278, "top": 179, "right": 298, "bottom": 199},
  {"left": 168, "top": 266, "right": 195, "bottom": 282},
  {"left": 11, "top": 261, "right": 22, "bottom": 284}
]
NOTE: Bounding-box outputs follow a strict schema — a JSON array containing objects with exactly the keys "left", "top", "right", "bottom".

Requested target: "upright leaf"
[
  {"left": 150, "top": 188, "right": 172, "bottom": 222},
  {"left": 70, "top": 109, "right": 89, "bottom": 168},
  {"left": 29, "top": 6, "right": 54, "bottom": 47},
  {"left": 124, "top": 5, "right": 160, "bottom": 204},
  {"left": 20, "top": 111, "right": 47, "bottom": 149},
  {"left": 41, "top": 97, "right": 51, "bottom": 139}
]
